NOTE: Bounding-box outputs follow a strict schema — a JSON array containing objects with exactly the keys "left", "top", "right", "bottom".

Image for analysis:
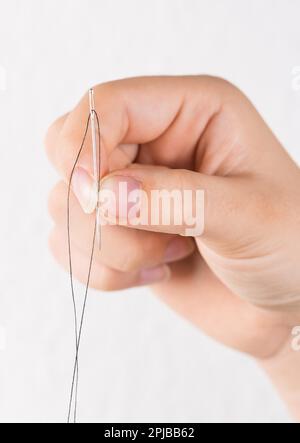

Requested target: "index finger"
[{"left": 45, "top": 76, "right": 222, "bottom": 181}]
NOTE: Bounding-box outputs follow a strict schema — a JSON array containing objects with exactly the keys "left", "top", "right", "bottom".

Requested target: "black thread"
[{"left": 67, "top": 109, "right": 101, "bottom": 423}]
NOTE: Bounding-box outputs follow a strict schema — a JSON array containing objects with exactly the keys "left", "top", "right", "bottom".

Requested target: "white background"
[{"left": 0, "top": 0, "right": 299, "bottom": 423}]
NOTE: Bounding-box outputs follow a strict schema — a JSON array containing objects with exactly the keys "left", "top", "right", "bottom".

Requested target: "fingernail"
[
  {"left": 164, "top": 238, "right": 195, "bottom": 263},
  {"left": 100, "top": 175, "right": 142, "bottom": 220},
  {"left": 72, "top": 167, "right": 98, "bottom": 214},
  {"left": 140, "top": 265, "right": 171, "bottom": 285}
]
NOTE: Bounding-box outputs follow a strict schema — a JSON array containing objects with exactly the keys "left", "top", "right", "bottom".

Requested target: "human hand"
[{"left": 46, "top": 77, "right": 300, "bottom": 419}]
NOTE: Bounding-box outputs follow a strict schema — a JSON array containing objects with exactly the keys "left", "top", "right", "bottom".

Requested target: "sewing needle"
[{"left": 89, "top": 88, "right": 101, "bottom": 250}]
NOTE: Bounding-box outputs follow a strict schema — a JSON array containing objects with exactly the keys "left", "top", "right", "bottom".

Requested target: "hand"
[{"left": 46, "top": 76, "right": 300, "bottom": 419}]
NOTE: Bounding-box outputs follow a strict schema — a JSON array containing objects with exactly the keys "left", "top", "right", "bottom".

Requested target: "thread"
[{"left": 66, "top": 106, "right": 101, "bottom": 423}]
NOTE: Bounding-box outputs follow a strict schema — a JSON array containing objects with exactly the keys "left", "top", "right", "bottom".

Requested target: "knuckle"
[
  {"left": 198, "top": 76, "right": 242, "bottom": 106},
  {"left": 198, "top": 75, "right": 235, "bottom": 91}
]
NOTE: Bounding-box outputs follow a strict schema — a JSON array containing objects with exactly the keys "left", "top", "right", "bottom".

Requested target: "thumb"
[{"left": 100, "top": 165, "right": 247, "bottom": 240}]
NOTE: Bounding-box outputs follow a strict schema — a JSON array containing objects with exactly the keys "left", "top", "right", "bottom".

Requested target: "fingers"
[
  {"left": 49, "top": 181, "right": 196, "bottom": 273},
  {"left": 45, "top": 76, "right": 223, "bottom": 182},
  {"left": 99, "top": 164, "right": 250, "bottom": 242},
  {"left": 49, "top": 227, "right": 171, "bottom": 291}
]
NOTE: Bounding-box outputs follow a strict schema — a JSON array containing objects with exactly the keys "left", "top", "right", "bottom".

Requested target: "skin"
[{"left": 46, "top": 76, "right": 300, "bottom": 421}]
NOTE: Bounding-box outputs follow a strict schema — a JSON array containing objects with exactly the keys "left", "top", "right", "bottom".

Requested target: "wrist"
[{"left": 259, "top": 328, "right": 300, "bottom": 422}]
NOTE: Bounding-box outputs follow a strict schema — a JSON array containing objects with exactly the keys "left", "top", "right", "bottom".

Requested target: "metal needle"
[{"left": 89, "top": 88, "right": 101, "bottom": 249}]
